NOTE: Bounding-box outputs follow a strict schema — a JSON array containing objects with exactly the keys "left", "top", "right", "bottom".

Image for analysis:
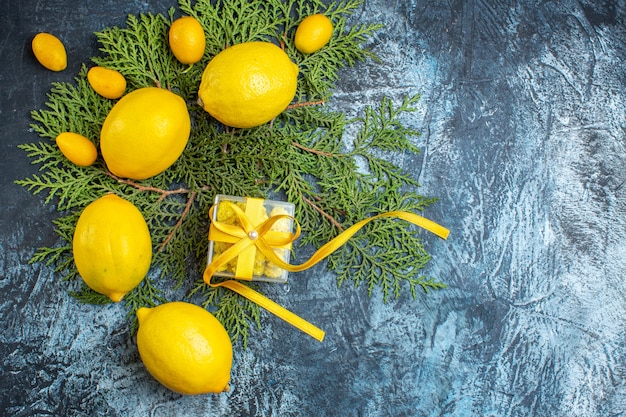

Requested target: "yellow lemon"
[
  {"left": 56, "top": 132, "right": 98, "bottom": 167},
  {"left": 73, "top": 194, "right": 152, "bottom": 302},
  {"left": 169, "top": 16, "right": 206, "bottom": 65},
  {"left": 100, "top": 87, "right": 191, "bottom": 180},
  {"left": 136, "top": 302, "right": 233, "bottom": 395},
  {"left": 294, "top": 14, "right": 333, "bottom": 54},
  {"left": 87, "top": 66, "right": 127, "bottom": 99},
  {"left": 32, "top": 32, "right": 67, "bottom": 71},
  {"left": 197, "top": 42, "right": 299, "bottom": 128}
]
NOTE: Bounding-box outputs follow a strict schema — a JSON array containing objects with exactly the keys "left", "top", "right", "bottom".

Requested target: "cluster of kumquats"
[{"left": 31, "top": 13, "right": 333, "bottom": 395}]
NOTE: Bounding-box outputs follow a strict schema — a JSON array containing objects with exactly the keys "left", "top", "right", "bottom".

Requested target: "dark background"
[{"left": 2, "top": 0, "right": 625, "bottom": 416}]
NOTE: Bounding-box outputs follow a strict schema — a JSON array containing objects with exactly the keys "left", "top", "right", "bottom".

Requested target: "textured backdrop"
[{"left": 1, "top": 0, "right": 625, "bottom": 416}]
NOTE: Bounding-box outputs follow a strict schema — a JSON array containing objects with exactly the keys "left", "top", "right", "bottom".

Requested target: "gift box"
[{"left": 207, "top": 195, "right": 295, "bottom": 283}]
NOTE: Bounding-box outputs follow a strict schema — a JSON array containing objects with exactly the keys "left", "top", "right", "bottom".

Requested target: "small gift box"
[{"left": 207, "top": 195, "right": 295, "bottom": 283}]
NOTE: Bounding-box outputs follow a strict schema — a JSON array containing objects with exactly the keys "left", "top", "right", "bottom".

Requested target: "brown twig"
[
  {"left": 291, "top": 141, "right": 338, "bottom": 157},
  {"left": 302, "top": 196, "right": 344, "bottom": 232},
  {"left": 159, "top": 191, "right": 197, "bottom": 252},
  {"left": 105, "top": 171, "right": 189, "bottom": 203},
  {"left": 287, "top": 99, "right": 325, "bottom": 110},
  {"left": 265, "top": 100, "right": 325, "bottom": 130}
]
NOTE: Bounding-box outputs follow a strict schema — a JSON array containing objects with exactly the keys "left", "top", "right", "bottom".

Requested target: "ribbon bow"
[{"left": 203, "top": 198, "right": 450, "bottom": 342}]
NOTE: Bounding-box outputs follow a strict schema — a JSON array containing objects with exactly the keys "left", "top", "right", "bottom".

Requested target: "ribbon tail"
[
  {"left": 207, "top": 277, "right": 325, "bottom": 342},
  {"left": 255, "top": 210, "right": 450, "bottom": 273},
  {"left": 387, "top": 211, "right": 450, "bottom": 240}
]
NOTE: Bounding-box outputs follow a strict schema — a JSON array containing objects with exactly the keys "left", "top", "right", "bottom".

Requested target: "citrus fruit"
[
  {"left": 73, "top": 194, "right": 152, "bottom": 302},
  {"left": 56, "top": 132, "right": 98, "bottom": 167},
  {"left": 197, "top": 41, "right": 299, "bottom": 128},
  {"left": 32, "top": 32, "right": 67, "bottom": 71},
  {"left": 169, "top": 16, "right": 206, "bottom": 65},
  {"left": 136, "top": 302, "right": 233, "bottom": 395},
  {"left": 100, "top": 87, "right": 191, "bottom": 180},
  {"left": 294, "top": 14, "right": 333, "bottom": 54},
  {"left": 87, "top": 66, "right": 127, "bottom": 99}
]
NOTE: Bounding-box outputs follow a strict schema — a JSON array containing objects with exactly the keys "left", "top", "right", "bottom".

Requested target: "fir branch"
[
  {"left": 17, "top": 141, "right": 63, "bottom": 173},
  {"left": 352, "top": 95, "right": 422, "bottom": 154},
  {"left": 15, "top": 167, "right": 110, "bottom": 210},
  {"left": 68, "top": 285, "right": 113, "bottom": 305},
  {"left": 329, "top": 218, "right": 435, "bottom": 302},
  {"left": 348, "top": 95, "right": 424, "bottom": 187},
  {"left": 414, "top": 277, "right": 448, "bottom": 296}
]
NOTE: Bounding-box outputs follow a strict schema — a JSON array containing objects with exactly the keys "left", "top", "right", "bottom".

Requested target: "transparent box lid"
[{"left": 207, "top": 195, "right": 295, "bottom": 283}]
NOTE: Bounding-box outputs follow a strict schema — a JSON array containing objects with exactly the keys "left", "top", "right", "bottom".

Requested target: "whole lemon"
[
  {"left": 197, "top": 42, "right": 299, "bottom": 128},
  {"left": 169, "top": 16, "right": 206, "bottom": 65},
  {"left": 56, "top": 132, "right": 98, "bottom": 167},
  {"left": 136, "top": 302, "right": 233, "bottom": 395},
  {"left": 87, "top": 66, "right": 127, "bottom": 99},
  {"left": 32, "top": 32, "right": 67, "bottom": 71},
  {"left": 294, "top": 14, "right": 334, "bottom": 54},
  {"left": 73, "top": 194, "right": 152, "bottom": 302},
  {"left": 100, "top": 87, "right": 191, "bottom": 180}
]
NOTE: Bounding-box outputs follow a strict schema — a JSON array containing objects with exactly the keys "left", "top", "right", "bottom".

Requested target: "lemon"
[
  {"left": 87, "top": 66, "right": 127, "bottom": 99},
  {"left": 56, "top": 132, "right": 98, "bottom": 167},
  {"left": 32, "top": 32, "right": 67, "bottom": 71},
  {"left": 136, "top": 302, "right": 233, "bottom": 395},
  {"left": 169, "top": 16, "right": 206, "bottom": 65},
  {"left": 197, "top": 41, "right": 299, "bottom": 128},
  {"left": 294, "top": 14, "right": 334, "bottom": 54},
  {"left": 73, "top": 194, "right": 152, "bottom": 302},
  {"left": 100, "top": 87, "right": 191, "bottom": 180}
]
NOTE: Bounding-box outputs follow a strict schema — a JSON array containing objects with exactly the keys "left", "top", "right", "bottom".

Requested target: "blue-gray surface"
[{"left": 1, "top": 0, "right": 625, "bottom": 416}]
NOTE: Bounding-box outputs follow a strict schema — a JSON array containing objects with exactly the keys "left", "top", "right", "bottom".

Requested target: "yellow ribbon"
[{"left": 203, "top": 198, "right": 449, "bottom": 342}]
